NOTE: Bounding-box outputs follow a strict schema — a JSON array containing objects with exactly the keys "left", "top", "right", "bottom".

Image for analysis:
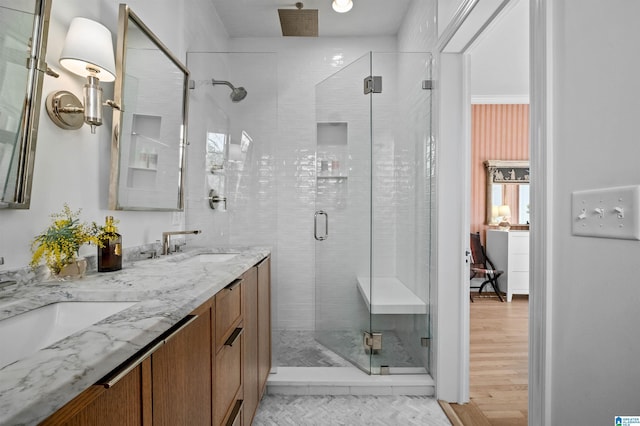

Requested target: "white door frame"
[
  {"left": 528, "top": 0, "right": 552, "bottom": 424},
  {"left": 435, "top": 0, "right": 552, "bottom": 423}
]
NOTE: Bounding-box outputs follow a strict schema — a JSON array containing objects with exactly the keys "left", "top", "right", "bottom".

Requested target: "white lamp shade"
[
  {"left": 498, "top": 205, "right": 511, "bottom": 217},
  {"left": 332, "top": 0, "right": 353, "bottom": 13},
  {"left": 59, "top": 17, "right": 116, "bottom": 82},
  {"left": 491, "top": 205, "right": 499, "bottom": 218}
]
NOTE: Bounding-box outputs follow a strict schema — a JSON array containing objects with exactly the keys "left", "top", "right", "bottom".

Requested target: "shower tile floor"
[
  {"left": 276, "top": 330, "right": 420, "bottom": 370},
  {"left": 264, "top": 331, "right": 446, "bottom": 424}
]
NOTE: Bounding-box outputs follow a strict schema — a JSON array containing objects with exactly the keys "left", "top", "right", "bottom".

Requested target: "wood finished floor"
[{"left": 468, "top": 294, "right": 529, "bottom": 425}]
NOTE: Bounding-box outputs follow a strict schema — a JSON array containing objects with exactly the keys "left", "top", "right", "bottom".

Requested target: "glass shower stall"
[{"left": 314, "top": 52, "right": 433, "bottom": 375}]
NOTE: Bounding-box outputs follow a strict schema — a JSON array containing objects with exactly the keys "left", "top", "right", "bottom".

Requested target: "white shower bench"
[{"left": 356, "top": 276, "right": 427, "bottom": 315}]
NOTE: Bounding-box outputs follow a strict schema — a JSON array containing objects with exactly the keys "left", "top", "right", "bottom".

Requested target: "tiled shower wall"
[
  {"left": 229, "top": 37, "right": 397, "bottom": 331},
  {"left": 185, "top": 0, "right": 439, "bottom": 338},
  {"left": 186, "top": 52, "right": 278, "bottom": 248}
]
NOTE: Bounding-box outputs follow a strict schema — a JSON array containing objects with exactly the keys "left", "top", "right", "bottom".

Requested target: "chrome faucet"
[{"left": 161, "top": 230, "right": 202, "bottom": 255}]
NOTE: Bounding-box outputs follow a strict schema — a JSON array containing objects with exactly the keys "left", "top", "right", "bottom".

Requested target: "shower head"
[
  {"left": 230, "top": 86, "right": 248, "bottom": 102},
  {"left": 211, "top": 79, "right": 247, "bottom": 102}
]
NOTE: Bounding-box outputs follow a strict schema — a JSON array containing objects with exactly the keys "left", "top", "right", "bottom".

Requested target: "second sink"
[
  {"left": 0, "top": 301, "right": 137, "bottom": 370},
  {"left": 182, "top": 253, "right": 238, "bottom": 263}
]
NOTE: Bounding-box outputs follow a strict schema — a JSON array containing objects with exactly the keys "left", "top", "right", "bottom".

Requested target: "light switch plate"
[{"left": 572, "top": 185, "right": 640, "bottom": 240}]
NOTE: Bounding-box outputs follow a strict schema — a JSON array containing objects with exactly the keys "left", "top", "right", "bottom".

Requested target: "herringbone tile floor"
[{"left": 253, "top": 395, "right": 451, "bottom": 425}]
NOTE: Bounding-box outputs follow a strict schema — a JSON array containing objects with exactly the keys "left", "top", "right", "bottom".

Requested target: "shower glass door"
[
  {"left": 315, "top": 52, "right": 372, "bottom": 374},
  {"left": 315, "top": 52, "right": 433, "bottom": 375}
]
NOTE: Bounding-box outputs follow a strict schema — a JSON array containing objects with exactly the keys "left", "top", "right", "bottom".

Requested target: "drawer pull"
[
  {"left": 100, "top": 340, "right": 163, "bottom": 389},
  {"left": 255, "top": 256, "right": 269, "bottom": 268},
  {"left": 99, "top": 315, "right": 198, "bottom": 388},
  {"left": 225, "top": 399, "right": 243, "bottom": 426},
  {"left": 224, "top": 278, "right": 242, "bottom": 291},
  {"left": 224, "top": 327, "right": 243, "bottom": 346}
]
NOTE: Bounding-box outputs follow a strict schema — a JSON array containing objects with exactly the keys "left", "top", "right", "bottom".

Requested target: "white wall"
[
  {"left": 0, "top": 0, "right": 228, "bottom": 271},
  {"left": 468, "top": 0, "right": 528, "bottom": 102},
  {"left": 547, "top": 1, "right": 640, "bottom": 423},
  {"left": 437, "top": 0, "right": 466, "bottom": 38}
]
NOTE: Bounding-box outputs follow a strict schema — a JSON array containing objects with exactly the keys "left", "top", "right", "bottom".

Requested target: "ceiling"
[{"left": 210, "top": 0, "right": 412, "bottom": 38}]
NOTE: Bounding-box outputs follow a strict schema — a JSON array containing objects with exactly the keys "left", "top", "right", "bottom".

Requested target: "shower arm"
[{"left": 211, "top": 79, "right": 235, "bottom": 89}]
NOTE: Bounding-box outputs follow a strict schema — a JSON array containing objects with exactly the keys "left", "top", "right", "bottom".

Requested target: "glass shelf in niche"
[
  {"left": 128, "top": 166, "right": 157, "bottom": 171},
  {"left": 317, "top": 175, "right": 347, "bottom": 179}
]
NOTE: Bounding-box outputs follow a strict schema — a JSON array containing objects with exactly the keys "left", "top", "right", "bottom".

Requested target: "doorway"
[
  {"left": 466, "top": 0, "right": 530, "bottom": 422},
  {"left": 435, "top": 0, "right": 531, "bottom": 420}
]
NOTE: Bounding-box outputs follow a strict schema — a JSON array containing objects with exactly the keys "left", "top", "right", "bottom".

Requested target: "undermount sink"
[
  {"left": 183, "top": 253, "right": 238, "bottom": 263},
  {"left": 0, "top": 301, "right": 137, "bottom": 370}
]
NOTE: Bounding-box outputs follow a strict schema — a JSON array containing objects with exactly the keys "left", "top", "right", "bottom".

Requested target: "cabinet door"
[
  {"left": 243, "top": 266, "right": 259, "bottom": 424},
  {"left": 152, "top": 306, "right": 212, "bottom": 426},
  {"left": 257, "top": 256, "right": 271, "bottom": 396},
  {"left": 40, "top": 361, "right": 149, "bottom": 426}
]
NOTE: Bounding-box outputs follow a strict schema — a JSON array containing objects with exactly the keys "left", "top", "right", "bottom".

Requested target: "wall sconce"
[
  {"left": 332, "top": 0, "right": 353, "bottom": 13},
  {"left": 46, "top": 17, "right": 117, "bottom": 134}
]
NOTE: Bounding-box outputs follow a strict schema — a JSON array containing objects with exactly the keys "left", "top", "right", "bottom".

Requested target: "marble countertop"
[{"left": 0, "top": 246, "right": 270, "bottom": 425}]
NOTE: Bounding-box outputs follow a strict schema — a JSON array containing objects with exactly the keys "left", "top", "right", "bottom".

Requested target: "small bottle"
[
  {"left": 149, "top": 148, "right": 158, "bottom": 169},
  {"left": 98, "top": 216, "right": 122, "bottom": 272},
  {"left": 140, "top": 148, "right": 148, "bottom": 168}
]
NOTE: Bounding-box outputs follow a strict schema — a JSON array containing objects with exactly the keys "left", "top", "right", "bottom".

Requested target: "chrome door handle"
[{"left": 314, "top": 210, "right": 328, "bottom": 241}]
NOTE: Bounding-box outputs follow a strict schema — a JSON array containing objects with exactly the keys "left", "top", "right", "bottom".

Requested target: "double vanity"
[{"left": 0, "top": 247, "right": 271, "bottom": 425}]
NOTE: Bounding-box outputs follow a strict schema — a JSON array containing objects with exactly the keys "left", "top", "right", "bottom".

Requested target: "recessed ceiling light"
[{"left": 332, "top": 0, "right": 353, "bottom": 13}]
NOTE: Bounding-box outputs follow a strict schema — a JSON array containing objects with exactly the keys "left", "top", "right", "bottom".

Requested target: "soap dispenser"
[{"left": 98, "top": 216, "right": 122, "bottom": 272}]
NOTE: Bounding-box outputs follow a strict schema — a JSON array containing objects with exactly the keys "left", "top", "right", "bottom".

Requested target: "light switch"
[{"left": 572, "top": 185, "right": 640, "bottom": 240}]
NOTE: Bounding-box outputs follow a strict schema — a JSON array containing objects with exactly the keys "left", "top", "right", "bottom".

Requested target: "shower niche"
[
  {"left": 316, "top": 122, "right": 348, "bottom": 179},
  {"left": 126, "top": 114, "right": 160, "bottom": 189}
]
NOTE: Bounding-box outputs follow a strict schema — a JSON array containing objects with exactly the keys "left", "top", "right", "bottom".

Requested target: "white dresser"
[{"left": 486, "top": 229, "right": 530, "bottom": 302}]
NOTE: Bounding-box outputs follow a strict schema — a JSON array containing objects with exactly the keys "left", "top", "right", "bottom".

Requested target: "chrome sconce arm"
[{"left": 46, "top": 83, "right": 121, "bottom": 133}]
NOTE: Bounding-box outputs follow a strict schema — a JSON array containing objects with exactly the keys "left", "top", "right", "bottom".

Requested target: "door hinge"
[
  {"left": 421, "top": 337, "right": 430, "bottom": 348},
  {"left": 363, "top": 331, "right": 382, "bottom": 354},
  {"left": 364, "top": 76, "right": 382, "bottom": 94},
  {"left": 422, "top": 79, "right": 433, "bottom": 90}
]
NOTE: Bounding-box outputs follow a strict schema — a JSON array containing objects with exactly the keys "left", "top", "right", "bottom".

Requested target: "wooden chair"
[{"left": 469, "top": 232, "right": 504, "bottom": 302}]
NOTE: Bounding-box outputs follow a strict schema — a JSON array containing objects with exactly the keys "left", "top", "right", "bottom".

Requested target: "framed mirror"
[
  {"left": 484, "top": 160, "right": 530, "bottom": 226},
  {"left": 109, "top": 4, "right": 189, "bottom": 210},
  {"left": 0, "top": 0, "right": 52, "bottom": 208}
]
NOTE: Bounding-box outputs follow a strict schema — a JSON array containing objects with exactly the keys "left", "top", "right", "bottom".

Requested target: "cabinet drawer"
[
  {"left": 510, "top": 253, "right": 530, "bottom": 271},
  {"left": 215, "top": 278, "right": 243, "bottom": 349},
  {"left": 215, "top": 330, "right": 243, "bottom": 426},
  {"left": 509, "top": 234, "right": 530, "bottom": 254}
]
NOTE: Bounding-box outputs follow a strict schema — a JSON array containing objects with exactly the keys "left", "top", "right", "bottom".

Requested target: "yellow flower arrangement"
[{"left": 30, "top": 204, "right": 101, "bottom": 275}]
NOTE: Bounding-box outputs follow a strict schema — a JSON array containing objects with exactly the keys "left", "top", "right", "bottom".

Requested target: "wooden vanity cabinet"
[
  {"left": 244, "top": 256, "right": 272, "bottom": 424},
  {"left": 40, "top": 305, "right": 212, "bottom": 426},
  {"left": 40, "top": 361, "right": 149, "bottom": 426},
  {"left": 214, "top": 275, "right": 245, "bottom": 426},
  {"left": 151, "top": 301, "right": 213, "bottom": 425},
  {"left": 243, "top": 266, "right": 259, "bottom": 424},
  {"left": 40, "top": 255, "right": 272, "bottom": 426}
]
